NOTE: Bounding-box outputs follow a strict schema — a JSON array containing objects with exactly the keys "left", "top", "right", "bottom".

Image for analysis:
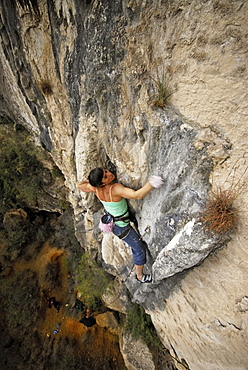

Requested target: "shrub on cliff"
[
  {"left": 125, "top": 303, "right": 161, "bottom": 348},
  {"left": 201, "top": 187, "right": 238, "bottom": 234},
  {"left": 0, "top": 123, "right": 44, "bottom": 211},
  {"left": 75, "top": 253, "right": 111, "bottom": 309},
  {"left": 2, "top": 208, "right": 32, "bottom": 260},
  {"left": 150, "top": 70, "right": 173, "bottom": 108}
]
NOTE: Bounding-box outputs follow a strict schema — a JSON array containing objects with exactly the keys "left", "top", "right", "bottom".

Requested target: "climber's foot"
[{"left": 135, "top": 274, "right": 152, "bottom": 283}]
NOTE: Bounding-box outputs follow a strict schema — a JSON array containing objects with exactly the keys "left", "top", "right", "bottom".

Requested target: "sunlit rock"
[{"left": 120, "top": 332, "right": 155, "bottom": 370}]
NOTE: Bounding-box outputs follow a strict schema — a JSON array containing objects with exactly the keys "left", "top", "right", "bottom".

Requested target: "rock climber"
[{"left": 77, "top": 168, "right": 163, "bottom": 283}]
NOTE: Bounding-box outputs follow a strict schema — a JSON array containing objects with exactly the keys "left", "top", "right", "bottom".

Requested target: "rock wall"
[{"left": 0, "top": 1, "right": 248, "bottom": 369}]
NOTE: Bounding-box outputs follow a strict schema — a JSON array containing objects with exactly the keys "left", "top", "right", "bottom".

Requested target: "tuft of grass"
[
  {"left": 201, "top": 187, "right": 238, "bottom": 234},
  {"left": 150, "top": 71, "right": 173, "bottom": 108},
  {"left": 40, "top": 80, "right": 53, "bottom": 95}
]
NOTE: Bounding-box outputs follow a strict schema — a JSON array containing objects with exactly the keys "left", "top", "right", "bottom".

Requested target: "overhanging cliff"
[{"left": 0, "top": 1, "right": 248, "bottom": 369}]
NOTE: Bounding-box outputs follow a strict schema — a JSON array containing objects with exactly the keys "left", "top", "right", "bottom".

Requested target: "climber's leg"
[{"left": 113, "top": 224, "right": 152, "bottom": 283}]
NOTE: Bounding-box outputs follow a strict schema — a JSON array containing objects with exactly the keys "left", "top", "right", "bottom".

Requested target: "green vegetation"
[
  {"left": 0, "top": 123, "right": 44, "bottom": 210},
  {"left": 2, "top": 209, "right": 32, "bottom": 260},
  {"left": 75, "top": 253, "right": 111, "bottom": 309},
  {"left": 151, "top": 70, "right": 173, "bottom": 108},
  {"left": 0, "top": 118, "right": 74, "bottom": 260},
  {"left": 125, "top": 303, "right": 162, "bottom": 348},
  {"left": 0, "top": 121, "right": 45, "bottom": 259},
  {"left": 51, "top": 165, "right": 64, "bottom": 179}
]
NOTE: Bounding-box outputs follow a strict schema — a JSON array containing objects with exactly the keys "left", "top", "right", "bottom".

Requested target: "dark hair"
[{"left": 88, "top": 167, "right": 104, "bottom": 187}]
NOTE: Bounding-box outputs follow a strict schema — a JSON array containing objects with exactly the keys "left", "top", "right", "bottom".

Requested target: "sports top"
[{"left": 96, "top": 185, "right": 129, "bottom": 227}]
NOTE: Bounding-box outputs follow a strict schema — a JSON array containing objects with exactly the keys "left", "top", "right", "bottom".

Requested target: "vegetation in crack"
[
  {"left": 74, "top": 252, "right": 113, "bottom": 310},
  {"left": 200, "top": 162, "right": 247, "bottom": 235},
  {"left": 149, "top": 69, "right": 174, "bottom": 108},
  {"left": 124, "top": 302, "right": 162, "bottom": 349}
]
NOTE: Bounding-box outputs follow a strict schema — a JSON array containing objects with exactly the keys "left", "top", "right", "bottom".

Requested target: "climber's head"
[
  {"left": 88, "top": 167, "right": 104, "bottom": 187},
  {"left": 88, "top": 168, "right": 115, "bottom": 187}
]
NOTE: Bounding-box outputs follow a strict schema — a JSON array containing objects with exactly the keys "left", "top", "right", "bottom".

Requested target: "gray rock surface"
[{"left": 120, "top": 332, "right": 155, "bottom": 370}]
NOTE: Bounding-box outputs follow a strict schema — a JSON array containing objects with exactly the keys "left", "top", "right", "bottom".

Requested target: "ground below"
[
  {"left": 0, "top": 211, "right": 127, "bottom": 369},
  {"left": 0, "top": 210, "right": 177, "bottom": 370}
]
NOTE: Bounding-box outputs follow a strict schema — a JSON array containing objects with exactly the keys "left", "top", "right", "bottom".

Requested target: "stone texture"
[
  {"left": 120, "top": 332, "right": 155, "bottom": 370},
  {"left": 152, "top": 219, "right": 227, "bottom": 281},
  {"left": 96, "top": 311, "right": 119, "bottom": 330},
  {"left": 0, "top": 1, "right": 248, "bottom": 369},
  {"left": 150, "top": 245, "right": 248, "bottom": 370},
  {"left": 102, "top": 277, "right": 131, "bottom": 314}
]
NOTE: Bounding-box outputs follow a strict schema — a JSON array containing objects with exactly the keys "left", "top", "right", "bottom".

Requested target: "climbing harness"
[
  {"left": 114, "top": 225, "right": 132, "bottom": 239},
  {"left": 99, "top": 209, "right": 130, "bottom": 233}
]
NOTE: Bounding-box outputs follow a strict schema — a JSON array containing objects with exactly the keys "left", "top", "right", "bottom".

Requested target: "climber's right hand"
[{"left": 148, "top": 175, "right": 164, "bottom": 188}]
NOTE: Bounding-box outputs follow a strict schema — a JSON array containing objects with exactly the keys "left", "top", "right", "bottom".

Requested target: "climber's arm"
[
  {"left": 113, "top": 176, "right": 164, "bottom": 200},
  {"left": 77, "top": 180, "right": 95, "bottom": 193},
  {"left": 113, "top": 182, "right": 154, "bottom": 200}
]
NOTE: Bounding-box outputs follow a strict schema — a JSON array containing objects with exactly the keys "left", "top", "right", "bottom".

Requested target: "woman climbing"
[{"left": 77, "top": 168, "right": 163, "bottom": 283}]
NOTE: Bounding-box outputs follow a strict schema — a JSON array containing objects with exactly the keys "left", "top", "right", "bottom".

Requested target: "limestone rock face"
[
  {"left": 152, "top": 219, "right": 227, "bottom": 281},
  {"left": 1, "top": 1, "right": 248, "bottom": 369},
  {"left": 96, "top": 311, "right": 119, "bottom": 335},
  {"left": 120, "top": 332, "right": 155, "bottom": 370},
  {"left": 102, "top": 278, "right": 131, "bottom": 314}
]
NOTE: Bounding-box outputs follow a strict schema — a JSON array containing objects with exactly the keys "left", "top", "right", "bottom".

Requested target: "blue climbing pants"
[{"left": 113, "top": 224, "right": 146, "bottom": 266}]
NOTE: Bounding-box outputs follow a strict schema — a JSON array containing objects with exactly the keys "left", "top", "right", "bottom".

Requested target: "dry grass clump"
[
  {"left": 40, "top": 80, "right": 53, "bottom": 95},
  {"left": 201, "top": 187, "right": 238, "bottom": 235}
]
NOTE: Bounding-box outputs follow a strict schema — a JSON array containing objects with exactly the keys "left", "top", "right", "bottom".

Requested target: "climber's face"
[{"left": 101, "top": 169, "right": 115, "bottom": 185}]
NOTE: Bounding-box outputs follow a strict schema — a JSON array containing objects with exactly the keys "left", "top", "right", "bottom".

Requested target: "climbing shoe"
[{"left": 136, "top": 274, "right": 153, "bottom": 283}]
